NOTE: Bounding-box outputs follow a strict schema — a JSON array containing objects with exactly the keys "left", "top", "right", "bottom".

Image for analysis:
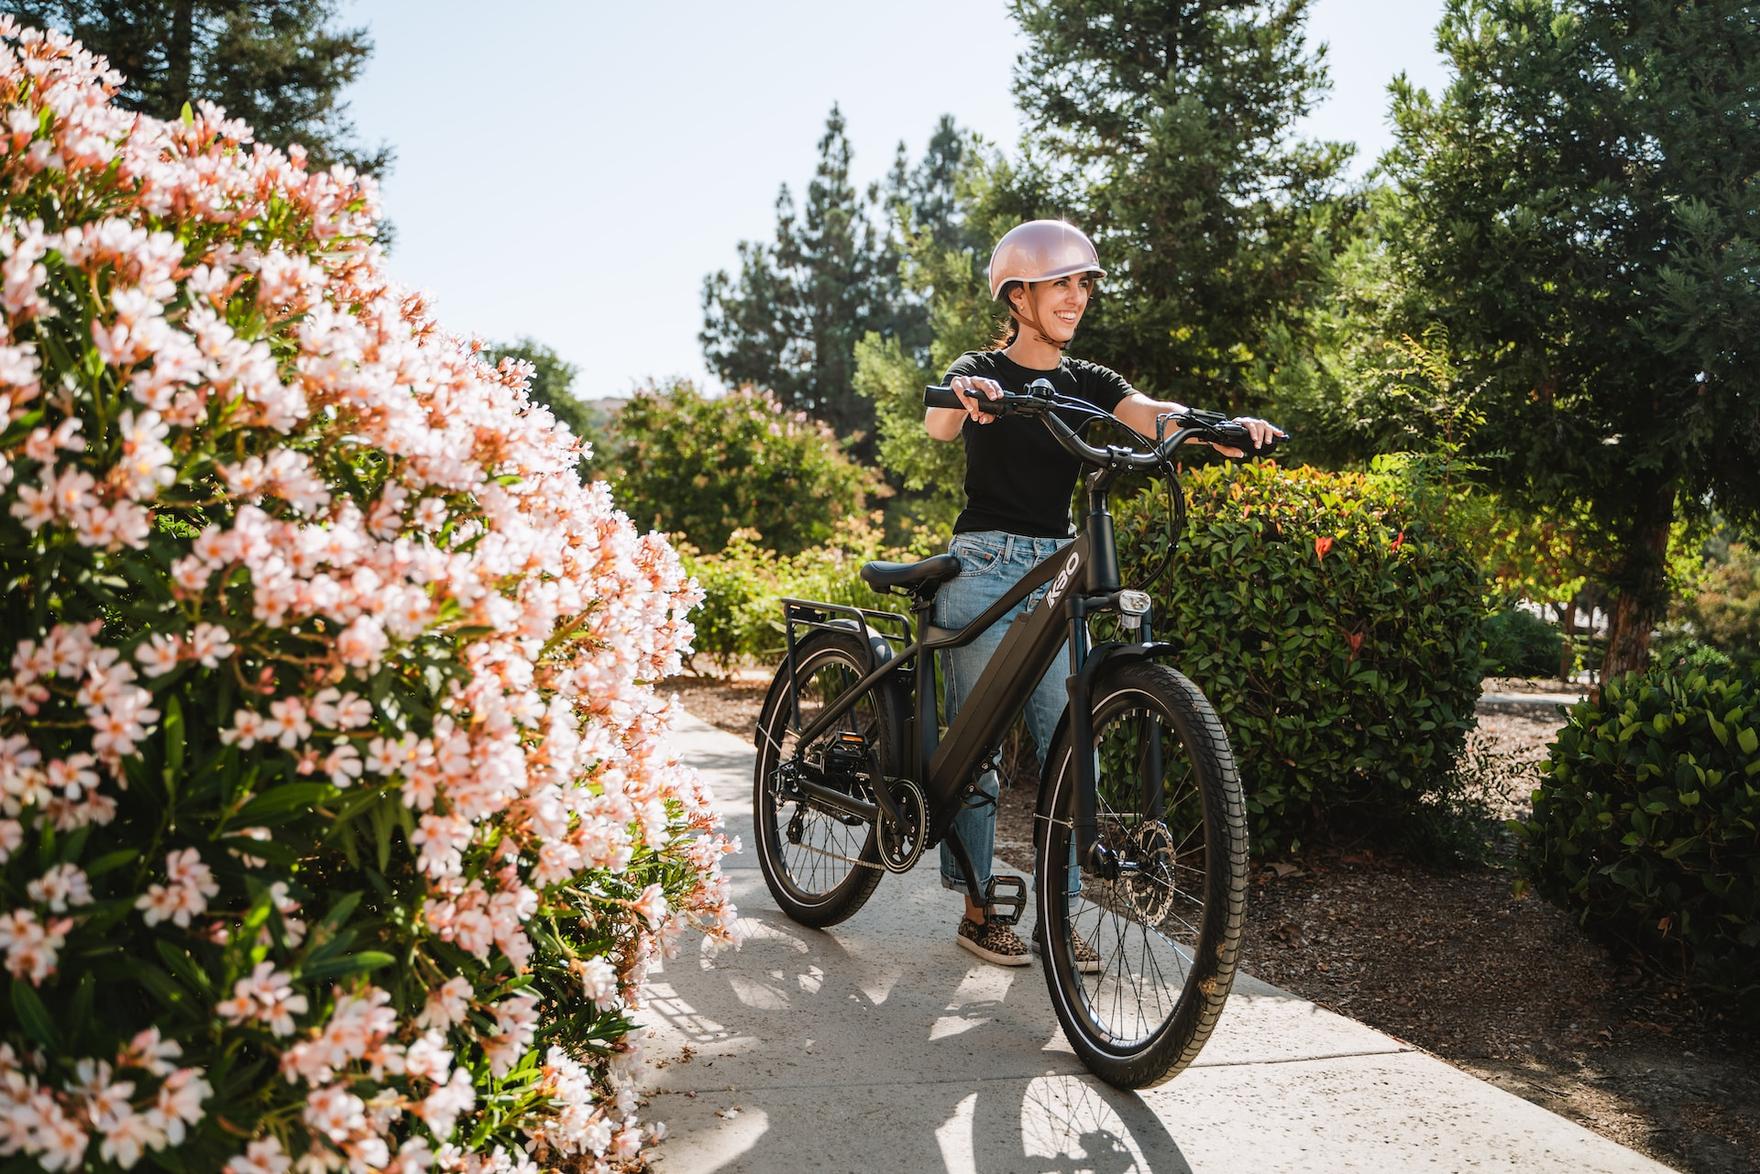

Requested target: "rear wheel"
[
  {"left": 1036, "top": 660, "right": 1248, "bottom": 1088},
  {"left": 753, "top": 632, "right": 906, "bottom": 927}
]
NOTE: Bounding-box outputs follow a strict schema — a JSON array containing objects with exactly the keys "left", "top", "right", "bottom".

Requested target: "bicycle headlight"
[{"left": 1118, "top": 590, "right": 1151, "bottom": 616}]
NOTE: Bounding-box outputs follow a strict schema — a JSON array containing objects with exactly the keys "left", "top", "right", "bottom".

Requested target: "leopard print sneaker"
[
  {"left": 957, "top": 917, "right": 1031, "bottom": 967},
  {"left": 1030, "top": 925, "right": 1102, "bottom": 974}
]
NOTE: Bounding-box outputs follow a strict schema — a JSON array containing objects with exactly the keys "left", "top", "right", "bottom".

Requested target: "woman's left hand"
[{"left": 1210, "top": 416, "right": 1285, "bottom": 459}]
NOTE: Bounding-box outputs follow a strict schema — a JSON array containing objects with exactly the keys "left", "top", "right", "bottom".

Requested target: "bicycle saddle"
[{"left": 860, "top": 553, "right": 963, "bottom": 594}]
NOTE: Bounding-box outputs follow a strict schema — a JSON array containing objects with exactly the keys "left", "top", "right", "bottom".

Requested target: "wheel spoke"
[{"left": 754, "top": 643, "right": 890, "bottom": 917}]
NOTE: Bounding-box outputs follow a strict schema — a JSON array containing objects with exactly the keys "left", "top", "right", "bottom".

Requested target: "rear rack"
[{"left": 779, "top": 597, "right": 910, "bottom": 734}]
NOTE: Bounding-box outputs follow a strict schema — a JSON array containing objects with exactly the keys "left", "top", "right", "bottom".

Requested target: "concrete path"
[
  {"left": 641, "top": 710, "right": 1672, "bottom": 1174},
  {"left": 1478, "top": 690, "right": 1587, "bottom": 711}
]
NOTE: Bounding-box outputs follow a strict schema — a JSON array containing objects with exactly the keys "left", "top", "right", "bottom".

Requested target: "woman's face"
[{"left": 1012, "top": 273, "right": 1095, "bottom": 344}]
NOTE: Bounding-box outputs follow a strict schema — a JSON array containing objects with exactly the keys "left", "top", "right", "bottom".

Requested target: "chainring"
[{"left": 877, "top": 779, "right": 927, "bottom": 874}]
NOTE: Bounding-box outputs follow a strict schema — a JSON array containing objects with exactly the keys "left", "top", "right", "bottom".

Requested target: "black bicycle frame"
[{"left": 784, "top": 481, "right": 1140, "bottom": 890}]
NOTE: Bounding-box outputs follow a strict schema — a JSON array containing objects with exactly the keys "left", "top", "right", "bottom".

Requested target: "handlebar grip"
[
  {"left": 1210, "top": 421, "right": 1278, "bottom": 457},
  {"left": 923, "top": 384, "right": 1005, "bottom": 415},
  {"left": 923, "top": 385, "right": 963, "bottom": 410}
]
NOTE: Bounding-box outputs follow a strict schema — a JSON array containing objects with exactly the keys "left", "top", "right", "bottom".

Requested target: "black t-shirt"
[{"left": 945, "top": 350, "right": 1134, "bottom": 537}]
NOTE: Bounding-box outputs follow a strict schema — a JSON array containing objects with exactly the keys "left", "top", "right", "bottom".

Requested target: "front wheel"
[{"left": 1036, "top": 660, "right": 1248, "bottom": 1089}]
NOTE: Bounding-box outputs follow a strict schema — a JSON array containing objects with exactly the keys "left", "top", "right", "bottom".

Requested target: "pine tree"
[
  {"left": 1385, "top": 0, "right": 1760, "bottom": 678},
  {"left": 1008, "top": 0, "right": 1350, "bottom": 407},
  {"left": 9, "top": 0, "right": 390, "bottom": 175},
  {"left": 876, "top": 115, "right": 977, "bottom": 364},
  {"left": 798, "top": 105, "right": 883, "bottom": 437},
  {"left": 701, "top": 106, "right": 890, "bottom": 449},
  {"left": 700, "top": 188, "right": 809, "bottom": 406}
]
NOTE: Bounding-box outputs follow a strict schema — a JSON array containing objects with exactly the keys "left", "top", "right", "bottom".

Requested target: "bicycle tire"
[
  {"left": 753, "top": 631, "right": 907, "bottom": 927},
  {"left": 1035, "top": 660, "right": 1248, "bottom": 1088}
]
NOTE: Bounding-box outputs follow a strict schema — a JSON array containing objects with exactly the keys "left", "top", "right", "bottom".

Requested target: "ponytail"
[{"left": 990, "top": 280, "right": 1022, "bottom": 350}]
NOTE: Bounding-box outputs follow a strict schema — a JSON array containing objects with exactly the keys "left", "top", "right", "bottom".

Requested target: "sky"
[{"left": 340, "top": 0, "right": 1451, "bottom": 400}]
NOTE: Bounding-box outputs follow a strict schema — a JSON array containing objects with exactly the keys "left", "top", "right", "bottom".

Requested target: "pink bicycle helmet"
[{"left": 987, "top": 220, "right": 1105, "bottom": 300}]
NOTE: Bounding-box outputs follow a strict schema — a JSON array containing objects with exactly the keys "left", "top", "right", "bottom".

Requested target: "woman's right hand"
[{"left": 950, "top": 375, "right": 1005, "bottom": 425}]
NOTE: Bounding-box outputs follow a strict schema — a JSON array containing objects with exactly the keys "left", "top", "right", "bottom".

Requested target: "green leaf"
[
  {"left": 234, "top": 781, "right": 333, "bottom": 824},
  {"left": 84, "top": 847, "right": 140, "bottom": 878},
  {"left": 1738, "top": 727, "right": 1758, "bottom": 756},
  {"left": 319, "top": 890, "right": 365, "bottom": 934},
  {"left": 163, "top": 694, "right": 185, "bottom": 781},
  {"left": 299, "top": 951, "right": 393, "bottom": 983},
  {"left": 155, "top": 941, "right": 211, "bottom": 992},
  {"left": 10, "top": 980, "right": 57, "bottom": 1049}
]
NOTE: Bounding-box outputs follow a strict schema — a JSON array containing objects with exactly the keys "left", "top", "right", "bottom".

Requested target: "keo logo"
[{"left": 1043, "top": 550, "right": 1081, "bottom": 610}]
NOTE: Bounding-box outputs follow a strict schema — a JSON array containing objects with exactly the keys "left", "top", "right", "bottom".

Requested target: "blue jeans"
[{"left": 933, "top": 530, "right": 1077, "bottom": 897}]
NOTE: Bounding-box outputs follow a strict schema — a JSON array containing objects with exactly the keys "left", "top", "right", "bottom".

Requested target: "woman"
[{"left": 924, "top": 219, "right": 1282, "bottom": 966}]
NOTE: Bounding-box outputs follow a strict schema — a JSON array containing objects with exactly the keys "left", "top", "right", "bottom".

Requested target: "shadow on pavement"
[{"left": 645, "top": 904, "right": 1192, "bottom": 1173}]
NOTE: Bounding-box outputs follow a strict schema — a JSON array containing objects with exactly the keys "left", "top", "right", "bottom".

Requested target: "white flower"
[
  {"left": 26, "top": 863, "right": 92, "bottom": 912},
  {"left": 224, "top": 1137, "right": 292, "bottom": 1174},
  {"left": 417, "top": 975, "right": 472, "bottom": 1032}
]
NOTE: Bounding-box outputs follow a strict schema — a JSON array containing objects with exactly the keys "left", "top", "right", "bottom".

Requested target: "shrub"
[
  {"left": 1516, "top": 667, "right": 1760, "bottom": 1017},
  {"left": 1115, "top": 460, "right": 1486, "bottom": 854},
  {"left": 1480, "top": 605, "right": 1564, "bottom": 678},
  {"left": 678, "top": 515, "right": 938, "bottom": 672},
  {"left": 609, "top": 381, "right": 873, "bottom": 556},
  {"left": 0, "top": 24, "right": 732, "bottom": 1171}
]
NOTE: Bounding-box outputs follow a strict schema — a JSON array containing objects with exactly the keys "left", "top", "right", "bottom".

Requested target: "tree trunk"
[{"left": 1600, "top": 481, "right": 1674, "bottom": 684}]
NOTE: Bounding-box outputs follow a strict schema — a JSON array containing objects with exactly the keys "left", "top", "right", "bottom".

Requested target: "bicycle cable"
[{"left": 1039, "top": 394, "right": 1188, "bottom": 595}]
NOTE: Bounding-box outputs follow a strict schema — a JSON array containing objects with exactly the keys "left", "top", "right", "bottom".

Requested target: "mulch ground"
[{"left": 665, "top": 672, "right": 1760, "bottom": 1174}]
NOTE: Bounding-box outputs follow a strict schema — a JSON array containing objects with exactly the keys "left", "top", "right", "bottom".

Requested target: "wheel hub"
[{"left": 1120, "top": 820, "right": 1180, "bottom": 923}]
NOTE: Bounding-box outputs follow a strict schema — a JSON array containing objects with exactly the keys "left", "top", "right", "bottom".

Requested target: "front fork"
[{"left": 1066, "top": 598, "right": 1166, "bottom": 880}]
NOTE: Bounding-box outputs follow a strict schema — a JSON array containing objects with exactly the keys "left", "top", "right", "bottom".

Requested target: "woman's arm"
[
  {"left": 1114, "top": 392, "right": 1284, "bottom": 457},
  {"left": 1113, "top": 392, "right": 1186, "bottom": 441},
  {"left": 924, "top": 374, "right": 1005, "bottom": 441}
]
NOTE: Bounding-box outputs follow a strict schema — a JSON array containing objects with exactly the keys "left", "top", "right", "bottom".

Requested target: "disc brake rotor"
[{"left": 1121, "top": 819, "right": 1179, "bottom": 923}]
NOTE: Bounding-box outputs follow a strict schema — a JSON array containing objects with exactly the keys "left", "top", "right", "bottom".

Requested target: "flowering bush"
[{"left": 0, "top": 21, "right": 732, "bottom": 1173}]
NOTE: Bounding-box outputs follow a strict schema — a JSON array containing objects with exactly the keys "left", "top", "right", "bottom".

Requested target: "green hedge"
[
  {"left": 1115, "top": 461, "right": 1486, "bottom": 854},
  {"left": 1517, "top": 667, "right": 1760, "bottom": 1016},
  {"left": 679, "top": 518, "right": 937, "bottom": 672},
  {"left": 688, "top": 461, "right": 1487, "bottom": 857},
  {"left": 1482, "top": 605, "right": 1564, "bottom": 678}
]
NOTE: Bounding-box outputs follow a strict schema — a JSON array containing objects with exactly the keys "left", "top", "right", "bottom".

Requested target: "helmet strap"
[{"left": 1011, "top": 286, "right": 1071, "bottom": 352}]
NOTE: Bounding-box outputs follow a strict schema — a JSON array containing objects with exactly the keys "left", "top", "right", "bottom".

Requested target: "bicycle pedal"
[{"left": 983, "top": 875, "right": 1026, "bottom": 927}]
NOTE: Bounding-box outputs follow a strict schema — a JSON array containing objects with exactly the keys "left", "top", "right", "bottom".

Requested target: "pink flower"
[
  {"left": 0, "top": 908, "right": 70, "bottom": 984},
  {"left": 224, "top": 1137, "right": 292, "bottom": 1174},
  {"left": 135, "top": 848, "right": 217, "bottom": 927},
  {"left": 417, "top": 975, "right": 473, "bottom": 1031},
  {"left": 26, "top": 862, "right": 92, "bottom": 912},
  {"left": 631, "top": 883, "right": 669, "bottom": 930},
  {"left": 134, "top": 633, "right": 182, "bottom": 677},
  {"left": 187, "top": 623, "right": 235, "bottom": 667},
  {"left": 216, "top": 962, "right": 307, "bottom": 1037},
  {"left": 335, "top": 615, "right": 388, "bottom": 670}
]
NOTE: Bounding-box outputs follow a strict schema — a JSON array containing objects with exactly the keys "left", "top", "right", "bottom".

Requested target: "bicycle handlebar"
[{"left": 923, "top": 380, "right": 1280, "bottom": 467}]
